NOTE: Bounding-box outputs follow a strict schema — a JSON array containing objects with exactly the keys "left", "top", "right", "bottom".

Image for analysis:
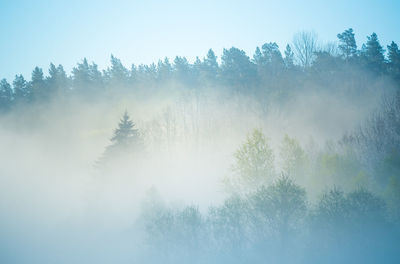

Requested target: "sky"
[{"left": 0, "top": 0, "right": 399, "bottom": 82}]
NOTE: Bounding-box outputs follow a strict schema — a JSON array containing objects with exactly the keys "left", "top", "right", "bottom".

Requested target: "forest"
[{"left": 0, "top": 28, "right": 400, "bottom": 263}]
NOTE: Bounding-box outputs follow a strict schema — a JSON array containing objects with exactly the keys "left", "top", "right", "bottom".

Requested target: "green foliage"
[
  {"left": 361, "top": 32, "right": 385, "bottom": 72},
  {"left": 249, "top": 176, "right": 307, "bottom": 237},
  {"left": 279, "top": 135, "right": 308, "bottom": 182},
  {"left": 225, "top": 129, "right": 275, "bottom": 194},
  {"left": 337, "top": 28, "right": 357, "bottom": 58}
]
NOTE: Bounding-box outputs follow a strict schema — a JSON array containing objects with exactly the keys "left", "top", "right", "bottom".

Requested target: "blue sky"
[{"left": 0, "top": 0, "right": 399, "bottom": 82}]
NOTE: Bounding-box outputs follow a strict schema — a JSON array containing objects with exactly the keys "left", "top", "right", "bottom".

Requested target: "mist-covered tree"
[
  {"left": 249, "top": 176, "right": 307, "bottom": 242},
  {"left": 98, "top": 111, "right": 143, "bottom": 166},
  {"left": 279, "top": 135, "right": 308, "bottom": 183},
  {"left": 13, "top": 74, "right": 30, "bottom": 103},
  {"left": 337, "top": 28, "right": 357, "bottom": 58},
  {"left": 173, "top": 56, "right": 194, "bottom": 85},
  {"left": 105, "top": 55, "right": 129, "bottom": 89},
  {"left": 224, "top": 129, "right": 275, "bottom": 194},
  {"left": 31, "top": 67, "right": 47, "bottom": 101},
  {"left": 207, "top": 194, "right": 251, "bottom": 258},
  {"left": 387, "top": 41, "right": 400, "bottom": 80},
  {"left": 254, "top": 42, "right": 284, "bottom": 78},
  {"left": 47, "top": 63, "right": 69, "bottom": 95},
  {"left": 220, "top": 47, "right": 257, "bottom": 91},
  {"left": 110, "top": 111, "right": 141, "bottom": 148},
  {"left": 72, "top": 58, "right": 103, "bottom": 97},
  {"left": 293, "top": 31, "right": 319, "bottom": 68},
  {"left": 200, "top": 49, "right": 219, "bottom": 82},
  {"left": 0, "top": 79, "right": 13, "bottom": 110},
  {"left": 157, "top": 58, "right": 173, "bottom": 81},
  {"left": 283, "top": 44, "right": 295, "bottom": 69},
  {"left": 361, "top": 33, "right": 385, "bottom": 72}
]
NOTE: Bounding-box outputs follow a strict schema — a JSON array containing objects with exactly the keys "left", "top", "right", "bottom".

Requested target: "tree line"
[{"left": 0, "top": 28, "right": 399, "bottom": 111}]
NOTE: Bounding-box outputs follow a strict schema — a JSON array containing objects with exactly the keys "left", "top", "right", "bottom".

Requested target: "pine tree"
[
  {"left": 284, "top": 44, "right": 295, "bottom": 69},
  {"left": 31, "top": 66, "right": 46, "bottom": 101},
  {"left": 253, "top": 47, "right": 263, "bottom": 65},
  {"left": 362, "top": 33, "right": 385, "bottom": 72},
  {"left": 13, "top": 74, "right": 30, "bottom": 102},
  {"left": 0, "top": 79, "right": 13, "bottom": 110},
  {"left": 98, "top": 111, "right": 143, "bottom": 166},
  {"left": 337, "top": 28, "right": 357, "bottom": 58},
  {"left": 110, "top": 111, "right": 140, "bottom": 148},
  {"left": 387, "top": 41, "right": 400, "bottom": 80},
  {"left": 105, "top": 55, "right": 128, "bottom": 88}
]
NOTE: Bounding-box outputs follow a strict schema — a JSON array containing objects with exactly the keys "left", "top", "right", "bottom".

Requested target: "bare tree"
[{"left": 292, "top": 31, "right": 319, "bottom": 67}]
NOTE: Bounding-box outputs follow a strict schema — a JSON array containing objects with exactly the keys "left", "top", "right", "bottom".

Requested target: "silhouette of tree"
[{"left": 337, "top": 28, "right": 357, "bottom": 58}]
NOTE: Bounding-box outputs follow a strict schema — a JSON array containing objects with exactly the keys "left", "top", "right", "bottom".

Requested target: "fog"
[{"left": 1, "top": 29, "right": 400, "bottom": 263}]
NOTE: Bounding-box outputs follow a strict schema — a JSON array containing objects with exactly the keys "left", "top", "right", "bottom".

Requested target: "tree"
[
  {"left": 72, "top": 58, "right": 103, "bottom": 97},
  {"left": 249, "top": 176, "right": 307, "bottom": 248},
  {"left": 261, "top": 42, "right": 284, "bottom": 67},
  {"left": 220, "top": 47, "right": 257, "bottom": 90},
  {"left": 99, "top": 111, "right": 143, "bottom": 165},
  {"left": 201, "top": 49, "right": 219, "bottom": 82},
  {"left": 387, "top": 41, "right": 400, "bottom": 80},
  {"left": 157, "top": 58, "right": 173, "bottom": 81},
  {"left": 208, "top": 194, "right": 251, "bottom": 258},
  {"left": 0, "top": 79, "right": 13, "bottom": 110},
  {"left": 48, "top": 63, "right": 69, "bottom": 95},
  {"left": 105, "top": 55, "right": 129, "bottom": 88},
  {"left": 204, "top": 49, "right": 218, "bottom": 69},
  {"left": 279, "top": 135, "right": 307, "bottom": 183},
  {"left": 347, "top": 188, "right": 386, "bottom": 225},
  {"left": 283, "top": 44, "right": 295, "bottom": 69},
  {"left": 293, "top": 31, "right": 319, "bottom": 68},
  {"left": 361, "top": 33, "right": 385, "bottom": 72},
  {"left": 13, "top": 74, "right": 30, "bottom": 102},
  {"left": 173, "top": 56, "right": 192, "bottom": 84},
  {"left": 110, "top": 111, "right": 141, "bottom": 148},
  {"left": 337, "top": 28, "right": 357, "bottom": 58},
  {"left": 31, "top": 67, "right": 46, "bottom": 101},
  {"left": 254, "top": 42, "right": 284, "bottom": 76},
  {"left": 224, "top": 129, "right": 275, "bottom": 194}
]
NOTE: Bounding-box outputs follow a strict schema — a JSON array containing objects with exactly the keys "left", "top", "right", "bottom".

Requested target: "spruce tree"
[
  {"left": 362, "top": 33, "right": 385, "bottom": 72},
  {"left": 0, "top": 79, "right": 13, "bottom": 110},
  {"left": 98, "top": 111, "right": 142, "bottom": 166},
  {"left": 387, "top": 41, "right": 400, "bottom": 80},
  {"left": 110, "top": 111, "right": 140, "bottom": 148}
]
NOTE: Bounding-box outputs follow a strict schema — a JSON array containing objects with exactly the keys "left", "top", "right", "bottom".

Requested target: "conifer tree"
[
  {"left": 110, "top": 111, "right": 140, "bottom": 148},
  {"left": 0, "top": 79, "right": 13, "bottom": 110},
  {"left": 98, "top": 111, "right": 143, "bottom": 166},
  {"left": 337, "top": 28, "right": 357, "bottom": 58}
]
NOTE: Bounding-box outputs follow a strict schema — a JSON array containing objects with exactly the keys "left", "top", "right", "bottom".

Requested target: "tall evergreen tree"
[
  {"left": 13, "top": 74, "right": 30, "bottom": 102},
  {"left": 201, "top": 49, "right": 219, "bottom": 82},
  {"left": 337, "top": 28, "right": 357, "bottom": 58},
  {"left": 204, "top": 49, "right": 218, "bottom": 71},
  {"left": 48, "top": 63, "right": 69, "bottom": 95},
  {"left": 283, "top": 44, "right": 295, "bottom": 69},
  {"left": 106, "top": 55, "right": 129, "bottom": 88},
  {"left": 98, "top": 111, "right": 143, "bottom": 166},
  {"left": 31, "top": 67, "right": 46, "bottom": 101},
  {"left": 253, "top": 47, "right": 263, "bottom": 65},
  {"left": 0, "top": 79, "right": 13, "bottom": 110},
  {"left": 72, "top": 58, "right": 103, "bottom": 96},
  {"left": 173, "top": 56, "right": 191, "bottom": 80},
  {"left": 157, "top": 58, "right": 173, "bottom": 81},
  {"left": 387, "top": 41, "right": 400, "bottom": 80},
  {"left": 111, "top": 111, "right": 140, "bottom": 147},
  {"left": 221, "top": 47, "right": 257, "bottom": 90},
  {"left": 362, "top": 33, "right": 385, "bottom": 72}
]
